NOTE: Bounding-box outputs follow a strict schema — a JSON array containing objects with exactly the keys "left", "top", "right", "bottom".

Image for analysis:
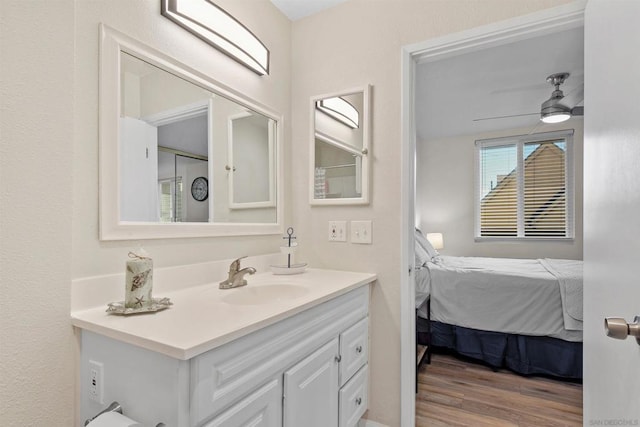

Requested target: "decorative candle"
[{"left": 125, "top": 250, "right": 153, "bottom": 309}]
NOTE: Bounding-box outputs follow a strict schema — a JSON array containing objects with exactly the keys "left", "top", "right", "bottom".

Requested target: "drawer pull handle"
[
  {"left": 355, "top": 397, "right": 362, "bottom": 406},
  {"left": 355, "top": 345, "right": 363, "bottom": 354},
  {"left": 335, "top": 355, "right": 342, "bottom": 363}
]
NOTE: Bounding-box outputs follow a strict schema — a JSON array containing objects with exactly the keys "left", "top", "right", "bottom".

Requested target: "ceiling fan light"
[
  {"left": 540, "top": 96, "right": 572, "bottom": 123},
  {"left": 541, "top": 111, "right": 571, "bottom": 123}
]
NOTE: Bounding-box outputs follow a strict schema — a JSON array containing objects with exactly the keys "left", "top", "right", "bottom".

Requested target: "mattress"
[{"left": 417, "top": 255, "right": 583, "bottom": 342}]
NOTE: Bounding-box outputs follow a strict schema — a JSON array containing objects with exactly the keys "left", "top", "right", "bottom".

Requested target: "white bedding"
[
  {"left": 414, "top": 265, "right": 431, "bottom": 309},
  {"left": 540, "top": 258, "right": 583, "bottom": 331},
  {"left": 417, "top": 255, "right": 583, "bottom": 342}
]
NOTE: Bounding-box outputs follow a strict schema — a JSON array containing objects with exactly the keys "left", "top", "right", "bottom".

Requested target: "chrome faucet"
[{"left": 219, "top": 256, "right": 256, "bottom": 289}]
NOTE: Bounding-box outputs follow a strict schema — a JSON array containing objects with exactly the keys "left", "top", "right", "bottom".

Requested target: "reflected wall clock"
[{"left": 191, "top": 177, "right": 208, "bottom": 201}]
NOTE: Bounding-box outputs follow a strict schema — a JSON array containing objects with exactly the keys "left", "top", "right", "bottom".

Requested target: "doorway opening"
[{"left": 400, "top": 3, "right": 586, "bottom": 426}]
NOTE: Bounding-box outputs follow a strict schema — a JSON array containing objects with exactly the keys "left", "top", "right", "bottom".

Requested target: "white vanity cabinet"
[
  {"left": 190, "top": 285, "right": 369, "bottom": 427},
  {"left": 79, "top": 283, "right": 371, "bottom": 427}
]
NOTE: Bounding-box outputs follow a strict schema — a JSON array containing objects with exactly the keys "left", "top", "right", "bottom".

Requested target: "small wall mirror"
[
  {"left": 100, "top": 25, "right": 282, "bottom": 240},
  {"left": 310, "top": 86, "right": 371, "bottom": 205}
]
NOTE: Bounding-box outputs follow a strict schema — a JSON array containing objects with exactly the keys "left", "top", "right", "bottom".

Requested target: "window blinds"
[{"left": 476, "top": 130, "right": 573, "bottom": 239}]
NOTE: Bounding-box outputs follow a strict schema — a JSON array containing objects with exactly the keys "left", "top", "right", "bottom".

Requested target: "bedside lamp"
[{"left": 426, "top": 233, "right": 444, "bottom": 250}]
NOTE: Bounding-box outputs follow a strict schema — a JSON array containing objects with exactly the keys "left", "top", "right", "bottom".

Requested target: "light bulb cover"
[
  {"left": 541, "top": 111, "right": 571, "bottom": 123},
  {"left": 161, "top": 0, "right": 269, "bottom": 76}
]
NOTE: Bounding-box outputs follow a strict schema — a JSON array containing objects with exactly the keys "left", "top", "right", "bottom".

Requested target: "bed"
[{"left": 414, "top": 229, "right": 583, "bottom": 379}]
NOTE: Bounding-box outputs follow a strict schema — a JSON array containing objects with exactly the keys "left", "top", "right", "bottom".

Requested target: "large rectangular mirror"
[
  {"left": 310, "top": 86, "right": 371, "bottom": 205},
  {"left": 100, "top": 25, "right": 282, "bottom": 240}
]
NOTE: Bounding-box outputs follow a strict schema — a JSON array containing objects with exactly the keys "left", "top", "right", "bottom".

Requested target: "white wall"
[
  {"left": 290, "top": 1, "right": 572, "bottom": 425},
  {"left": 416, "top": 120, "right": 583, "bottom": 260},
  {"left": 0, "top": 0, "right": 290, "bottom": 425}
]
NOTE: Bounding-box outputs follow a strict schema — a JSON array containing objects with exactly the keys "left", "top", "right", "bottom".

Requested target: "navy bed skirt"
[{"left": 420, "top": 320, "right": 583, "bottom": 380}]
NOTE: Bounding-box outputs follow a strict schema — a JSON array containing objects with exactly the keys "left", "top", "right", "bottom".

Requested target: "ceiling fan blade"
[
  {"left": 571, "top": 106, "right": 584, "bottom": 116},
  {"left": 561, "top": 85, "right": 584, "bottom": 108},
  {"left": 473, "top": 112, "right": 539, "bottom": 122},
  {"left": 490, "top": 82, "right": 548, "bottom": 95},
  {"left": 526, "top": 120, "right": 545, "bottom": 136}
]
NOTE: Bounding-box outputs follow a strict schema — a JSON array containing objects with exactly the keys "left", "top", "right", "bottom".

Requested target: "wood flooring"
[{"left": 416, "top": 350, "right": 583, "bottom": 427}]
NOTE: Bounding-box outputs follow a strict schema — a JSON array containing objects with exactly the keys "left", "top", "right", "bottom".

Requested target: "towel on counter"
[{"left": 540, "top": 258, "right": 583, "bottom": 331}]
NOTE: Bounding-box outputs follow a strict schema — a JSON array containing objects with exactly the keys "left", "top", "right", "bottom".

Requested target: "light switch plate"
[
  {"left": 328, "top": 221, "right": 347, "bottom": 242},
  {"left": 351, "top": 220, "right": 372, "bottom": 244}
]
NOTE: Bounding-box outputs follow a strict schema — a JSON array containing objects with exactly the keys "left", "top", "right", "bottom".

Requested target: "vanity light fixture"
[
  {"left": 161, "top": 0, "right": 270, "bottom": 75},
  {"left": 316, "top": 97, "right": 359, "bottom": 129}
]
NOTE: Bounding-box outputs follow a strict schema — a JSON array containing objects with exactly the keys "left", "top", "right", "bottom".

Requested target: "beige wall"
[
  {"left": 416, "top": 120, "right": 584, "bottom": 260},
  {"left": 0, "top": 1, "right": 75, "bottom": 424},
  {"left": 291, "top": 0, "right": 572, "bottom": 425}
]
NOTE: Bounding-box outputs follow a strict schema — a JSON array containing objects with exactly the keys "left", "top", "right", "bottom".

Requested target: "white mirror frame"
[
  {"left": 99, "top": 24, "right": 283, "bottom": 240},
  {"left": 309, "top": 85, "right": 371, "bottom": 205}
]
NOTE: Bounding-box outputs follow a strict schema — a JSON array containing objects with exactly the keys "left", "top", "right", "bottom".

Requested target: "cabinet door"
[
  {"left": 283, "top": 338, "right": 339, "bottom": 427},
  {"left": 202, "top": 377, "right": 282, "bottom": 427}
]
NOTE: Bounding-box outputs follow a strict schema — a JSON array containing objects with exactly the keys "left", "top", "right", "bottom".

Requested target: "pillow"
[
  {"left": 415, "top": 241, "right": 430, "bottom": 268},
  {"left": 415, "top": 228, "right": 440, "bottom": 260}
]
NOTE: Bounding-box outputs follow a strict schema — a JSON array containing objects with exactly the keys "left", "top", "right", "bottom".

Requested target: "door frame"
[{"left": 399, "top": 2, "right": 586, "bottom": 425}]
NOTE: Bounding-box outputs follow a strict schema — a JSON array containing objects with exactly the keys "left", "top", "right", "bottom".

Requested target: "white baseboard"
[{"left": 359, "top": 419, "right": 390, "bottom": 427}]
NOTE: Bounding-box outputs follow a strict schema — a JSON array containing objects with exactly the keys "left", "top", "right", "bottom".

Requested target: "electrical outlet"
[
  {"left": 328, "top": 221, "right": 347, "bottom": 242},
  {"left": 88, "top": 360, "right": 104, "bottom": 404},
  {"left": 351, "top": 220, "right": 373, "bottom": 244}
]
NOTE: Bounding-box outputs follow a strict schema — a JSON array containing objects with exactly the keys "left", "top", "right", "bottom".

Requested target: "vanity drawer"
[
  {"left": 339, "top": 317, "right": 368, "bottom": 386},
  {"left": 338, "top": 364, "right": 368, "bottom": 427}
]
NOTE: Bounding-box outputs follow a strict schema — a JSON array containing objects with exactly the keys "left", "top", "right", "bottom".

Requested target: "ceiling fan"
[{"left": 474, "top": 72, "right": 584, "bottom": 124}]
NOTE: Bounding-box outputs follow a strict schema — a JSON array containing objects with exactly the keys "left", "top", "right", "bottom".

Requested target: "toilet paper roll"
[{"left": 86, "top": 412, "right": 142, "bottom": 427}]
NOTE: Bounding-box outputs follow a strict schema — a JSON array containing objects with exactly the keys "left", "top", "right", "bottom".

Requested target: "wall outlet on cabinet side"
[{"left": 88, "top": 360, "right": 104, "bottom": 404}]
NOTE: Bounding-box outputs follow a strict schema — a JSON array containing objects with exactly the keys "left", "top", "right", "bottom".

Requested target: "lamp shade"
[{"left": 426, "top": 233, "right": 444, "bottom": 250}]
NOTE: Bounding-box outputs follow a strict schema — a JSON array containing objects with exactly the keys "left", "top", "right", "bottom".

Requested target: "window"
[
  {"left": 158, "top": 177, "right": 183, "bottom": 222},
  {"left": 475, "top": 130, "right": 574, "bottom": 239}
]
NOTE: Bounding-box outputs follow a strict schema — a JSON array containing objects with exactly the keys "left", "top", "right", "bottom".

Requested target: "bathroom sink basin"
[{"left": 221, "top": 284, "right": 309, "bottom": 305}]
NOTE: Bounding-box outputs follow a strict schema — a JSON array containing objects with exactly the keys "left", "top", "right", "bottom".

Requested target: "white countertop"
[{"left": 71, "top": 268, "right": 376, "bottom": 360}]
